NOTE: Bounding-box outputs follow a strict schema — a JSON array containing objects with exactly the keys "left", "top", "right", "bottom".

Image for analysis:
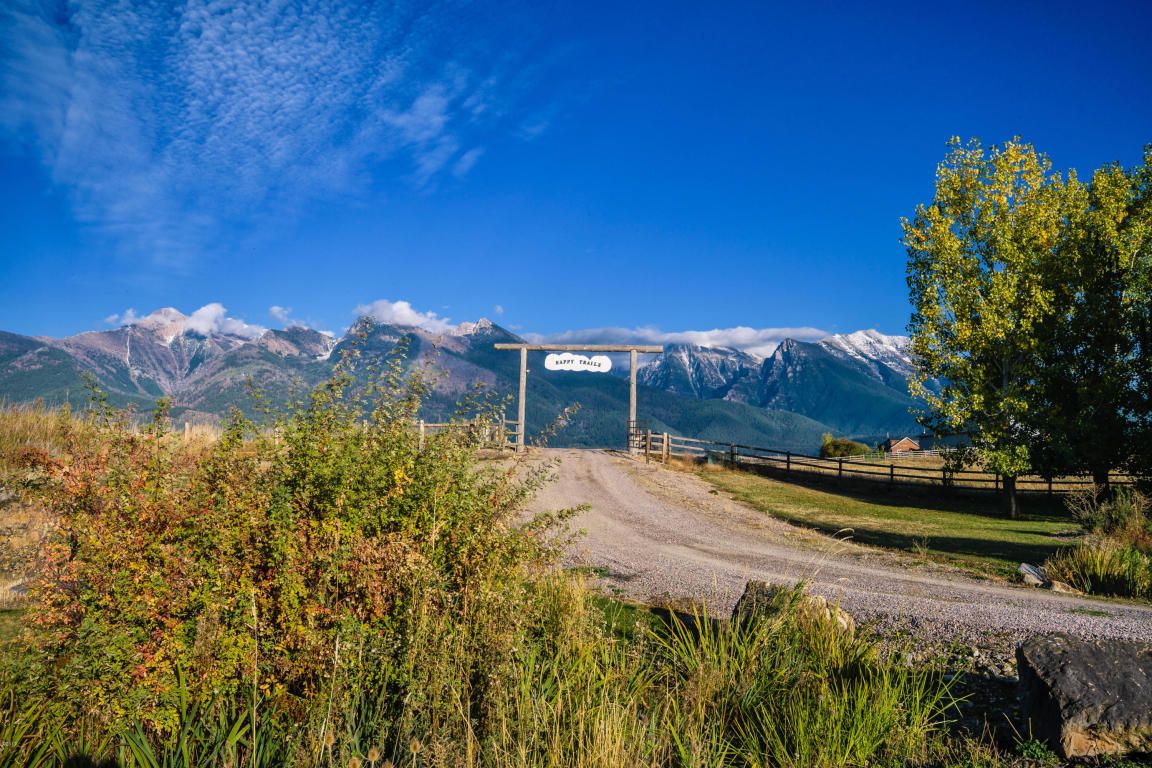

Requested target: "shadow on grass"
[
  {"left": 735, "top": 462, "right": 1073, "bottom": 522},
  {"left": 783, "top": 520, "right": 1065, "bottom": 570}
]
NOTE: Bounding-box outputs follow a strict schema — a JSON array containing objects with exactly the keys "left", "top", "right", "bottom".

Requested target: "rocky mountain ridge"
[{"left": 0, "top": 309, "right": 923, "bottom": 450}]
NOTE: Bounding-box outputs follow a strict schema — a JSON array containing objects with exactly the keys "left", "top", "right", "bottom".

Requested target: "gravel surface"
[{"left": 526, "top": 449, "right": 1152, "bottom": 653}]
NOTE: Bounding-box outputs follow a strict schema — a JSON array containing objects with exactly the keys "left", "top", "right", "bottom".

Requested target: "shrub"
[
  {"left": 1065, "top": 487, "right": 1152, "bottom": 552},
  {"left": 10, "top": 352, "right": 567, "bottom": 750},
  {"left": 1044, "top": 541, "right": 1152, "bottom": 599},
  {"left": 820, "top": 433, "right": 870, "bottom": 458},
  {"left": 1043, "top": 488, "right": 1152, "bottom": 600}
]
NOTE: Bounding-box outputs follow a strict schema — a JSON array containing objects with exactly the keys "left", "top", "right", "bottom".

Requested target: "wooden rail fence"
[
  {"left": 414, "top": 418, "right": 519, "bottom": 450},
  {"left": 631, "top": 428, "right": 1130, "bottom": 496}
]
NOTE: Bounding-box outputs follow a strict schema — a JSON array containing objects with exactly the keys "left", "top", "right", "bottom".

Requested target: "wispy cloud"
[
  {"left": 529, "top": 325, "right": 830, "bottom": 358},
  {"left": 0, "top": 0, "right": 543, "bottom": 264},
  {"left": 452, "top": 147, "right": 485, "bottom": 178}
]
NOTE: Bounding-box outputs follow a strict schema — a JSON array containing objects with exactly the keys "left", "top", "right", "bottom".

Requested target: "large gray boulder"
[{"left": 1017, "top": 633, "right": 1152, "bottom": 758}]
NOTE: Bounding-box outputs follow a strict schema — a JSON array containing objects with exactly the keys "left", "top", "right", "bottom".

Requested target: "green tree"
[
  {"left": 903, "top": 137, "right": 1075, "bottom": 517},
  {"left": 1125, "top": 149, "right": 1152, "bottom": 481},
  {"left": 1031, "top": 148, "right": 1152, "bottom": 490},
  {"left": 819, "top": 433, "right": 869, "bottom": 458}
]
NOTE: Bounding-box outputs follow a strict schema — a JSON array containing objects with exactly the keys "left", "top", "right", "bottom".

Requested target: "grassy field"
[{"left": 694, "top": 465, "right": 1078, "bottom": 579}]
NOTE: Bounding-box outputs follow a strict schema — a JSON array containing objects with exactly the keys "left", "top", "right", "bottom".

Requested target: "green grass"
[
  {"left": 696, "top": 467, "right": 1076, "bottom": 579},
  {"left": 0, "top": 609, "right": 22, "bottom": 647}
]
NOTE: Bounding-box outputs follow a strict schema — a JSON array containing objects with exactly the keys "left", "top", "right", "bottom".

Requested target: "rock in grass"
[
  {"left": 1018, "top": 562, "right": 1047, "bottom": 587},
  {"left": 1017, "top": 633, "right": 1152, "bottom": 758},
  {"left": 732, "top": 580, "right": 855, "bottom": 637},
  {"left": 1043, "top": 580, "right": 1082, "bottom": 595}
]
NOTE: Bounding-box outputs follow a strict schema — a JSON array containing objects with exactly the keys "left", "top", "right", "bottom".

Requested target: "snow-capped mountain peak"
[
  {"left": 637, "top": 343, "right": 761, "bottom": 401},
  {"left": 453, "top": 318, "right": 496, "bottom": 336},
  {"left": 818, "top": 329, "right": 914, "bottom": 378},
  {"left": 130, "top": 307, "right": 190, "bottom": 346}
]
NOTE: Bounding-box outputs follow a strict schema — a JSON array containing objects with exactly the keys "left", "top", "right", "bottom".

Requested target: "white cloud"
[
  {"left": 0, "top": 1, "right": 543, "bottom": 262},
  {"left": 493, "top": 304, "right": 504, "bottom": 315},
  {"left": 101, "top": 304, "right": 265, "bottom": 338},
  {"left": 355, "top": 299, "right": 453, "bottom": 333},
  {"left": 529, "top": 325, "right": 830, "bottom": 358},
  {"left": 269, "top": 304, "right": 318, "bottom": 329},
  {"left": 185, "top": 304, "right": 266, "bottom": 338},
  {"left": 104, "top": 309, "right": 141, "bottom": 326}
]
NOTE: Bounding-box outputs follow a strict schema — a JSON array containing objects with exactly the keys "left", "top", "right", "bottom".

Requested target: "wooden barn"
[{"left": 881, "top": 436, "right": 920, "bottom": 454}]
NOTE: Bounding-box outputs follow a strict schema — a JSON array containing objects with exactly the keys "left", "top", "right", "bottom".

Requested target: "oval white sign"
[{"left": 544, "top": 352, "right": 613, "bottom": 373}]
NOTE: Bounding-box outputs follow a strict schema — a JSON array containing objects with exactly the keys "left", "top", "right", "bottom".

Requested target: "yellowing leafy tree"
[{"left": 904, "top": 138, "right": 1076, "bottom": 517}]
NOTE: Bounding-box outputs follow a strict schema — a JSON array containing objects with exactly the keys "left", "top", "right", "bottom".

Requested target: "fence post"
[
  {"left": 785, "top": 452, "right": 791, "bottom": 473},
  {"left": 418, "top": 420, "right": 426, "bottom": 451},
  {"left": 662, "top": 432, "right": 670, "bottom": 463},
  {"left": 889, "top": 463, "right": 895, "bottom": 487},
  {"left": 838, "top": 458, "right": 843, "bottom": 481},
  {"left": 994, "top": 473, "right": 1000, "bottom": 492},
  {"left": 1048, "top": 477, "right": 1053, "bottom": 497},
  {"left": 183, "top": 422, "right": 191, "bottom": 443},
  {"left": 645, "top": 429, "right": 651, "bottom": 464},
  {"left": 729, "top": 443, "right": 736, "bottom": 466}
]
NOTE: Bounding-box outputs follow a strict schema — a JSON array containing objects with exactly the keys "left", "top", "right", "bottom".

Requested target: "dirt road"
[{"left": 525, "top": 449, "right": 1152, "bottom": 643}]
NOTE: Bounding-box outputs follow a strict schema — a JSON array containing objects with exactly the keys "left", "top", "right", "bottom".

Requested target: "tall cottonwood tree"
[
  {"left": 1123, "top": 149, "right": 1152, "bottom": 480},
  {"left": 1031, "top": 149, "right": 1152, "bottom": 489},
  {"left": 904, "top": 138, "right": 1074, "bottom": 517}
]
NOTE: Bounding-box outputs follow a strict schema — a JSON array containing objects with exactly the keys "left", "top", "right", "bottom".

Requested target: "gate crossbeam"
[{"left": 493, "top": 343, "right": 664, "bottom": 452}]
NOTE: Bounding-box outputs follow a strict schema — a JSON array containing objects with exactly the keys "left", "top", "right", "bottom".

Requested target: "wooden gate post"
[
  {"left": 517, "top": 347, "right": 527, "bottom": 452},
  {"left": 645, "top": 429, "right": 652, "bottom": 464},
  {"left": 662, "top": 432, "right": 670, "bottom": 463},
  {"left": 629, "top": 349, "right": 638, "bottom": 454}
]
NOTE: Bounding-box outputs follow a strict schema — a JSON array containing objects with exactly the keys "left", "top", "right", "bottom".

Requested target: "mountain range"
[{"left": 0, "top": 310, "right": 925, "bottom": 452}]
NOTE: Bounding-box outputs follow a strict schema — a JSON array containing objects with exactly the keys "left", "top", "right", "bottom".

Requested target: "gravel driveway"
[{"left": 525, "top": 449, "right": 1152, "bottom": 646}]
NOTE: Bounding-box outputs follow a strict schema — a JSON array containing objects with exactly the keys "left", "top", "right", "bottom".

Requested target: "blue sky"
[{"left": 1, "top": 0, "right": 1150, "bottom": 350}]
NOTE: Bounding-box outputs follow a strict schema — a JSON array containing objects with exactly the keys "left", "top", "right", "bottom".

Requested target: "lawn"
[{"left": 695, "top": 466, "right": 1079, "bottom": 579}]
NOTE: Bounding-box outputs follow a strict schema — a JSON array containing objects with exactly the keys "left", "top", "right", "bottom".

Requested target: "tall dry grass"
[{"left": 1043, "top": 487, "right": 1152, "bottom": 599}]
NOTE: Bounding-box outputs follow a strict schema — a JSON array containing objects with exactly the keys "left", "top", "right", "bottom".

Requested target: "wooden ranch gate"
[{"left": 494, "top": 343, "right": 664, "bottom": 452}]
